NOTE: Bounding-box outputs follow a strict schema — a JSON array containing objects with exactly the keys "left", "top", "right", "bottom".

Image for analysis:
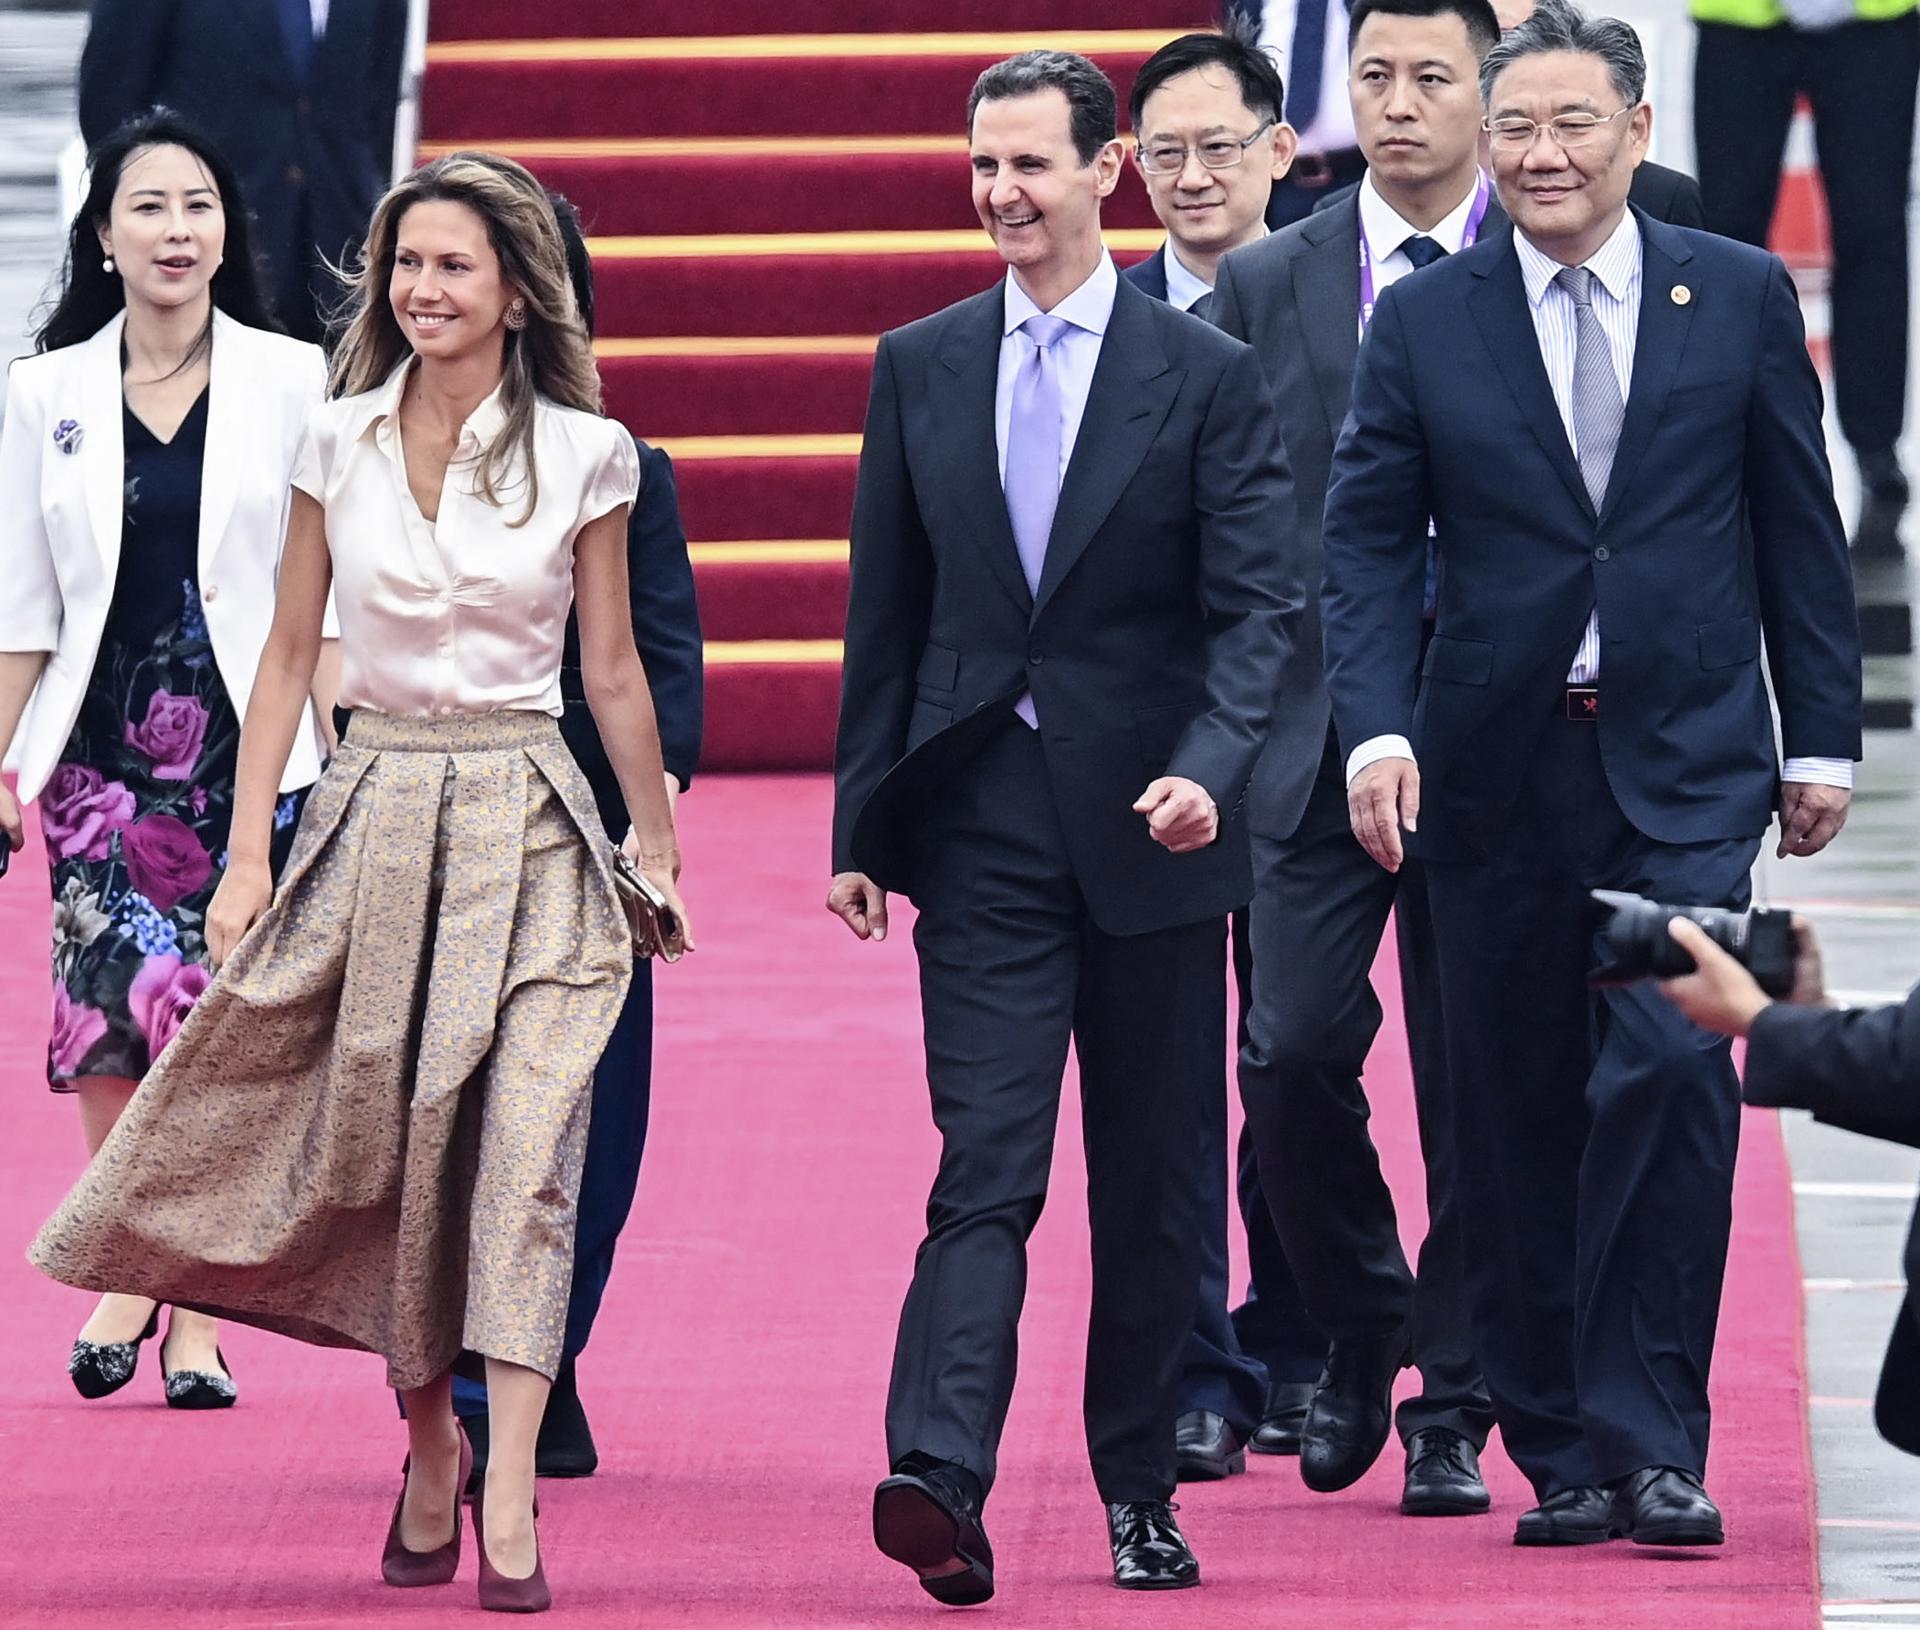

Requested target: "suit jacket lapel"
[
  {"left": 1600, "top": 211, "right": 1695, "bottom": 524},
  {"left": 1034, "top": 278, "right": 1179, "bottom": 616},
  {"left": 1294, "top": 198, "right": 1361, "bottom": 443},
  {"left": 931, "top": 288, "right": 1032, "bottom": 616},
  {"left": 197, "top": 312, "right": 243, "bottom": 583},
  {"left": 1466, "top": 238, "right": 1593, "bottom": 520},
  {"left": 78, "top": 314, "right": 126, "bottom": 581}
]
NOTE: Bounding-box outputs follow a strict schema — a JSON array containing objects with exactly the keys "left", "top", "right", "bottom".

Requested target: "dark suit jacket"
[
  {"left": 1120, "top": 245, "right": 1174, "bottom": 303},
  {"left": 559, "top": 440, "right": 705, "bottom": 843},
  {"left": 1746, "top": 988, "right": 1920, "bottom": 1455},
  {"left": 1320, "top": 209, "right": 1862, "bottom": 859},
  {"left": 831, "top": 274, "right": 1301, "bottom": 936},
  {"left": 79, "top": 0, "right": 406, "bottom": 298}
]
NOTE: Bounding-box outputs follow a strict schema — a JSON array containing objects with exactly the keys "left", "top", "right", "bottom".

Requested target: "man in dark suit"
[
  {"left": 1212, "top": 0, "right": 1506, "bottom": 1522},
  {"left": 450, "top": 194, "right": 704, "bottom": 1485},
  {"left": 830, "top": 49, "right": 1297, "bottom": 1601},
  {"left": 1659, "top": 917, "right": 1920, "bottom": 1458},
  {"left": 79, "top": 0, "right": 408, "bottom": 342},
  {"left": 1120, "top": 22, "right": 1328, "bottom": 1485},
  {"left": 1322, "top": 0, "right": 1861, "bottom": 1546}
]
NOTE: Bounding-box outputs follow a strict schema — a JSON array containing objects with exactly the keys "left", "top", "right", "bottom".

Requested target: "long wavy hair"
[
  {"left": 34, "top": 107, "right": 278, "bottom": 357},
  {"left": 329, "top": 152, "right": 601, "bottom": 523}
]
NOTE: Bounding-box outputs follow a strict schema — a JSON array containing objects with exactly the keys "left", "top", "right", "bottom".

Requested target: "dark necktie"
[
  {"left": 1401, "top": 235, "right": 1446, "bottom": 270},
  {"left": 1285, "top": 0, "right": 1326, "bottom": 130},
  {"left": 1189, "top": 292, "right": 1213, "bottom": 321},
  {"left": 276, "top": 0, "right": 314, "bottom": 77}
]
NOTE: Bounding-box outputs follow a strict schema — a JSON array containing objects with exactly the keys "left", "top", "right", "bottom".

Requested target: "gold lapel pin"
[{"left": 1671, "top": 284, "right": 1692, "bottom": 306}]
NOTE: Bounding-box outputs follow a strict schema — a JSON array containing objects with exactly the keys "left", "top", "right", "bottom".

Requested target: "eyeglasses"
[
  {"left": 1136, "top": 121, "right": 1277, "bottom": 176},
  {"left": 1483, "top": 106, "right": 1635, "bottom": 151}
]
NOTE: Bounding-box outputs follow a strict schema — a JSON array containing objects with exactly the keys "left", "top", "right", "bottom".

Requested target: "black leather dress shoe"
[
  {"left": 1175, "top": 1411, "right": 1247, "bottom": 1481},
  {"left": 1609, "top": 1467, "right": 1724, "bottom": 1547},
  {"left": 535, "top": 1359, "right": 598, "bottom": 1477},
  {"left": 1513, "top": 1486, "right": 1614, "bottom": 1546},
  {"left": 1400, "top": 1427, "right": 1491, "bottom": 1516},
  {"left": 1106, "top": 1501, "right": 1200, "bottom": 1591},
  {"left": 1299, "top": 1336, "right": 1409, "bottom": 1492},
  {"left": 873, "top": 1455, "right": 995, "bottom": 1606},
  {"left": 1249, "top": 1380, "right": 1314, "bottom": 1456}
]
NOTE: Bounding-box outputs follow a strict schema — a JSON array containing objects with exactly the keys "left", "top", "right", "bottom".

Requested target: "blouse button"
[{"left": 202, "top": 585, "right": 219, "bottom": 603}]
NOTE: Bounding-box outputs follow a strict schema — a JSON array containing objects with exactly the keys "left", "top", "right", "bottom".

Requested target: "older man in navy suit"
[{"left": 1321, "top": 0, "right": 1860, "bottom": 1548}]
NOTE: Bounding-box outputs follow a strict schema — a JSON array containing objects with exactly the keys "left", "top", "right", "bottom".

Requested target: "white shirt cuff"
[
  {"left": 1781, "top": 757, "right": 1852, "bottom": 789},
  {"left": 1346, "top": 734, "right": 1415, "bottom": 786}
]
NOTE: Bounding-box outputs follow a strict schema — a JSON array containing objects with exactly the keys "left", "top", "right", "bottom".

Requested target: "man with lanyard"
[{"left": 1211, "top": 0, "right": 1503, "bottom": 1519}]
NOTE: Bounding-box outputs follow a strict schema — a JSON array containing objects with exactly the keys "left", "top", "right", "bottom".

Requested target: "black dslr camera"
[{"left": 1588, "top": 890, "right": 1797, "bottom": 997}]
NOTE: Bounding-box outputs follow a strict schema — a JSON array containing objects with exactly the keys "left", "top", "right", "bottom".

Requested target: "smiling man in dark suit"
[
  {"left": 829, "top": 49, "right": 1298, "bottom": 1603},
  {"left": 1321, "top": 0, "right": 1861, "bottom": 1547}
]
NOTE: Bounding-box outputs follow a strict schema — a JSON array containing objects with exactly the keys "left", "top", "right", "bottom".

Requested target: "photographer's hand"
[
  {"left": 1658, "top": 918, "right": 1773, "bottom": 1037},
  {"left": 1777, "top": 781, "right": 1850, "bottom": 859}
]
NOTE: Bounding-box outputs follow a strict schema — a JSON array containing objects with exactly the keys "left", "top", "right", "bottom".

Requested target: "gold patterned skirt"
[{"left": 28, "top": 711, "right": 632, "bottom": 1389}]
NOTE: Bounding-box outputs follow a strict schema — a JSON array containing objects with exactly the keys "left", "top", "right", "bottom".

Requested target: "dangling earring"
[
  {"left": 102, "top": 254, "right": 115, "bottom": 274},
  {"left": 504, "top": 299, "right": 527, "bottom": 332}
]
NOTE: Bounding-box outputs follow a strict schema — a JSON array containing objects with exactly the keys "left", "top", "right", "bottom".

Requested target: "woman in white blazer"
[{"left": 0, "top": 110, "right": 333, "bottom": 1410}]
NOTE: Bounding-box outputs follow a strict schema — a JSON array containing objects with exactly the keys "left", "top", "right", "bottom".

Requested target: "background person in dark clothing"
[{"left": 78, "top": 0, "right": 408, "bottom": 343}]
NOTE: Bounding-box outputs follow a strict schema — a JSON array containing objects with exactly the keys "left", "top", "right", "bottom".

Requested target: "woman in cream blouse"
[
  {"left": 0, "top": 111, "right": 333, "bottom": 1413},
  {"left": 33, "top": 152, "right": 692, "bottom": 1615}
]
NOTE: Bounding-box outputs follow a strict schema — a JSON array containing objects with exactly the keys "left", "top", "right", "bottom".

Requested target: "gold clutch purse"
[{"left": 610, "top": 850, "right": 685, "bottom": 963}]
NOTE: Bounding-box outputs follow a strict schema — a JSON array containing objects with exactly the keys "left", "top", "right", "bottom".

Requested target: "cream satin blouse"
[{"left": 290, "top": 363, "right": 640, "bottom": 718}]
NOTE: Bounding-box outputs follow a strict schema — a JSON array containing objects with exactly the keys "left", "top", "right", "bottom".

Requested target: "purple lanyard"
[{"left": 1357, "top": 172, "right": 1491, "bottom": 333}]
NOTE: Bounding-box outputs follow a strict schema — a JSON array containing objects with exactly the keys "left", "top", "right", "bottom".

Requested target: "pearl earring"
[{"left": 102, "top": 254, "right": 115, "bottom": 274}]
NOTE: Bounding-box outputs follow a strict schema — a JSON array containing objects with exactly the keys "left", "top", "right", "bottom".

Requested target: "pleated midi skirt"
[{"left": 29, "top": 711, "right": 632, "bottom": 1389}]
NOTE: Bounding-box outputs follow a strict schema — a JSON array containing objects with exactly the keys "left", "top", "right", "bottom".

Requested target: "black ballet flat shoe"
[
  {"left": 162, "top": 1347, "right": 237, "bottom": 1410},
  {"left": 68, "top": 1305, "right": 160, "bottom": 1400},
  {"left": 873, "top": 1454, "right": 995, "bottom": 1607}
]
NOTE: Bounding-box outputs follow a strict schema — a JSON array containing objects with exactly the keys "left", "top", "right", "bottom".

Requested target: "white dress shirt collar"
[
  {"left": 1515, "top": 206, "right": 1643, "bottom": 310},
  {"left": 1003, "top": 250, "right": 1119, "bottom": 337},
  {"left": 1358, "top": 170, "right": 1485, "bottom": 261},
  {"left": 1162, "top": 226, "right": 1268, "bottom": 312}
]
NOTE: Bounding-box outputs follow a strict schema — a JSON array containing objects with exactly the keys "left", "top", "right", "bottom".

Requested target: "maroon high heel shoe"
[
  {"left": 473, "top": 1480, "right": 551, "bottom": 1613},
  {"left": 381, "top": 1432, "right": 473, "bottom": 1587}
]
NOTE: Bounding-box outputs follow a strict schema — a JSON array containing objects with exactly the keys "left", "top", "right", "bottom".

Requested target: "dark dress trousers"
[
  {"left": 1122, "top": 245, "right": 1326, "bottom": 1442},
  {"left": 79, "top": 0, "right": 407, "bottom": 343},
  {"left": 1321, "top": 210, "right": 1862, "bottom": 1495},
  {"left": 833, "top": 273, "right": 1300, "bottom": 1501},
  {"left": 1212, "top": 187, "right": 1495, "bottom": 1451},
  {"left": 450, "top": 439, "right": 703, "bottom": 1417},
  {"left": 1745, "top": 988, "right": 1920, "bottom": 1456}
]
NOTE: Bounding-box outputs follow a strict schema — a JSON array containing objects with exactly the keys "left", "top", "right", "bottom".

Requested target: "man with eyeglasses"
[
  {"left": 1119, "top": 21, "right": 1331, "bottom": 1492},
  {"left": 1321, "top": 0, "right": 1860, "bottom": 1548}
]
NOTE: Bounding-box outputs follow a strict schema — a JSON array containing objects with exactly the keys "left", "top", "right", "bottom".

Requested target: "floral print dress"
[{"left": 44, "top": 389, "right": 302, "bottom": 1088}]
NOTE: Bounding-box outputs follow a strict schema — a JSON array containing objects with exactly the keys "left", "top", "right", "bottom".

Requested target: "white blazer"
[{"left": 0, "top": 310, "right": 328, "bottom": 804}]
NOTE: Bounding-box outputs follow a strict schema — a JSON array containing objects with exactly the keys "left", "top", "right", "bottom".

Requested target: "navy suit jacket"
[
  {"left": 1322, "top": 209, "right": 1862, "bottom": 858},
  {"left": 1120, "top": 245, "right": 1174, "bottom": 304},
  {"left": 559, "top": 440, "right": 704, "bottom": 842},
  {"left": 79, "top": 0, "right": 406, "bottom": 301}
]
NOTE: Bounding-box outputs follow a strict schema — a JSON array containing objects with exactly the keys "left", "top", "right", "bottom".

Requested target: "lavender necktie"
[{"left": 1004, "top": 313, "right": 1071, "bottom": 726}]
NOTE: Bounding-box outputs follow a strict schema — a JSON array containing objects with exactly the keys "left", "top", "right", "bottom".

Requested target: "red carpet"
[{"left": 0, "top": 780, "right": 1820, "bottom": 1626}]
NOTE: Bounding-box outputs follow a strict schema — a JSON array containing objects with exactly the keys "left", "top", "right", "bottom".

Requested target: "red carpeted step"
[
  {"left": 695, "top": 556, "right": 850, "bottom": 643},
  {"left": 431, "top": 0, "right": 1212, "bottom": 40},
  {"left": 704, "top": 660, "right": 842, "bottom": 768},
  {"left": 673, "top": 453, "right": 858, "bottom": 542},
  {"left": 515, "top": 149, "right": 1161, "bottom": 237},
  {"left": 421, "top": 50, "right": 1156, "bottom": 142},
  {"left": 590, "top": 244, "right": 1154, "bottom": 339},
  {"left": 605, "top": 351, "right": 875, "bottom": 439}
]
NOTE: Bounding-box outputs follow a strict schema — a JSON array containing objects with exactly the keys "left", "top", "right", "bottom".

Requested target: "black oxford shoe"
[
  {"left": 1299, "top": 1336, "right": 1410, "bottom": 1492},
  {"left": 1249, "top": 1380, "right": 1314, "bottom": 1456},
  {"left": 1175, "top": 1410, "right": 1247, "bottom": 1482},
  {"left": 1400, "top": 1427, "right": 1491, "bottom": 1516},
  {"left": 1106, "top": 1501, "right": 1200, "bottom": 1591},
  {"left": 1609, "top": 1467, "right": 1724, "bottom": 1547},
  {"left": 1514, "top": 1486, "right": 1614, "bottom": 1546},
  {"left": 535, "top": 1359, "right": 598, "bottom": 1478},
  {"left": 873, "top": 1455, "right": 995, "bottom": 1606}
]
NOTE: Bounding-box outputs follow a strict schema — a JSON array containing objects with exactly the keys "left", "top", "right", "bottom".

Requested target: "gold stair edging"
[
  {"left": 598, "top": 335, "right": 877, "bottom": 359},
  {"left": 659, "top": 433, "right": 861, "bottom": 460},
  {"left": 691, "top": 540, "right": 849, "bottom": 565},
  {"left": 706, "top": 639, "right": 844, "bottom": 665},
  {"left": 420, "top": 134, "right": 968, "bottom": 159},
  {"left": 587, "top": 228, "right": 1161, "bottom": 259},
  {"left": 428, "top": 29, "right": 1184, "bottom": 64}
]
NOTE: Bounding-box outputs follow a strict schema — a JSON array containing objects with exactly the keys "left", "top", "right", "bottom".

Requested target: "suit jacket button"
[
  {"left": 1593, "top": 546, "right": 1610, "bottom": 561},
  {"left": 1027, "top": 650, "right": 1044, "bottom": 665}
]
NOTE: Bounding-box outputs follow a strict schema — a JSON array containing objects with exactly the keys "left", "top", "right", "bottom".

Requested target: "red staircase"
[{"left": 421, "top": 3, "right": 1210, "bottom": 768}]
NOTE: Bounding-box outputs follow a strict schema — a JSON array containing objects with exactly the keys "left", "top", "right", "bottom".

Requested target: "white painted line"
[
  {"left": 1794, "top": 1181, "right": 1919, "bottom": 1200},
  {"left": 1823, "top": 1609, "right": 1920, "bottom": 1622},
  {"left": 1766, "top": 900, "right": 1920, "bottom": 920},
  {"left": 1805, "top": 1278, "right": 1907, "bottom": 1292},
  {"left": 1821, "top": 1519, "right": 1920, "bottom": 1532},
  {"left": 1830, "top": 990, "right": 1915, "bottom": 1008}
]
